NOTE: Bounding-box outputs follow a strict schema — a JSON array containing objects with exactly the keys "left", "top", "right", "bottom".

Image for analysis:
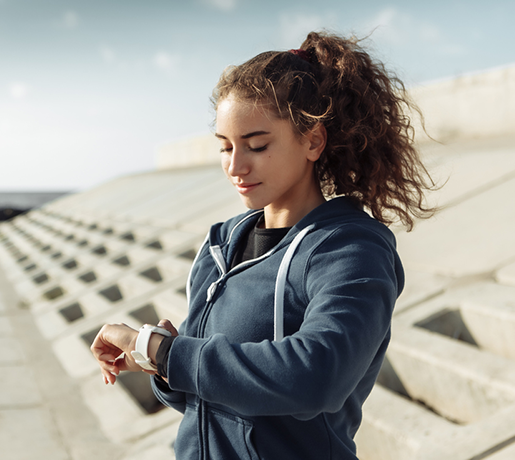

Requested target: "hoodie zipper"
[
  {"left": 195, "top": 213, "right": 300, "bottom": 459},
  {"left": 197, "top": 244, "right": 226, "bottom": 460},
  {"left": 198, "top": 251, "right": 276, "bottom": 459}
]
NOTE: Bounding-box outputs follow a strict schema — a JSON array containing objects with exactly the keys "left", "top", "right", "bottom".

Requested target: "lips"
[{"left": 235, "top": 182, "right": 261, "bottom": 194}]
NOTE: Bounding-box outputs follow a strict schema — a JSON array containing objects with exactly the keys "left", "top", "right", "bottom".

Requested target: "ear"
[{"left": 305, "top": 123, "right": 327, "bottom": 162}]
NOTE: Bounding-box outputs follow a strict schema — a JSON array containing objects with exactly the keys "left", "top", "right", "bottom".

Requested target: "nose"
[{"left": 227, "top": 147, "right": 250, "bottom": 177}]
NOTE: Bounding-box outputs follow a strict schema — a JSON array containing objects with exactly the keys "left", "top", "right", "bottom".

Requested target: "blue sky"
[{"left": 1, "top": 0, "right": 514, "bottom": 191}]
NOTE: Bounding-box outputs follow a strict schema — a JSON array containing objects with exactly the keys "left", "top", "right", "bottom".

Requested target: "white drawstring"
[
  {"left": 186, "top": 232, "right": 210, "bottom": 304},
  {"left": 274, "top": 224, "right": 315, "bottom": 341},
  {"left": 193, "top": 222, "right": 315, "bottom": 342}
]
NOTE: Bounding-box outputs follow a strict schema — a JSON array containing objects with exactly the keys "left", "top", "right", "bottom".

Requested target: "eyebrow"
[{"left": 215, "top": 130, "right": 270, "bottom": 140}]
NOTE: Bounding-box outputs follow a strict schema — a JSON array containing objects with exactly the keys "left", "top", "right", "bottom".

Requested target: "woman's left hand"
[{"left": 90, "top": 323, "right": 152, "bottom": 385}]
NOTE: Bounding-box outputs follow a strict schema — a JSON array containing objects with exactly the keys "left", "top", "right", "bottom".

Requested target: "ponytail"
[{"left": 212, "top": 31, "right": 436, "bottom": 230}]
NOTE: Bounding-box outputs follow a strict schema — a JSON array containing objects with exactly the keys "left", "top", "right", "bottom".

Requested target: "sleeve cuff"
[{"left": 156, "top": 335, "right": 176, "bottom": 378}]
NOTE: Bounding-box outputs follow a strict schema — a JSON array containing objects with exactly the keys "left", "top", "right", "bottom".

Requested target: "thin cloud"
[
  {"left": 278, "top": 13, "right": 335, "bottom": 48},
  {"left": 361, "top": 7, "right": 410, "bottom": 45},
  {"left": 202, "top": 0, "right": 238, "bottom": 11},
  {"left": 360, "top": 7, "right": 466, "bottom": 55},
  {"left": 100, "top": 46, "right": 116, "bottom": 64},
  {"left": 420, "top": 24, "right": 441, "bottom": 43},
  {"left": 153, "top": 51, "right": 181, "bottom": 75},
  {"left": 63, "top": 10, "right": 79, "bottom": 29},
  {"left": 10, "top": 82, "right": 29, "bottom": 99}
]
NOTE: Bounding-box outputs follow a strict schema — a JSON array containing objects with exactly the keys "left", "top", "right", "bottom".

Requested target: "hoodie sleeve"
[{"left": 155, "top": 224, "right": 402, "bottom": 419}]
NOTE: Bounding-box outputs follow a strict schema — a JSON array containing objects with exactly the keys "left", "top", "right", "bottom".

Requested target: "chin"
[{"left": 239, "top": 196, "right": 266, "bottom": 211}]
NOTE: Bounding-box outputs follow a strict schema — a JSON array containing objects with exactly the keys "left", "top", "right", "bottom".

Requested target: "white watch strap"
[{"left": 130, "top": 324, "right": 172, "bottom": 371}]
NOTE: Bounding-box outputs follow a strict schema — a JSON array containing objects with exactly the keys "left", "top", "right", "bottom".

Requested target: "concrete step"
[{"left": 357, "top": 281, "right": 515, "bottom": 459}]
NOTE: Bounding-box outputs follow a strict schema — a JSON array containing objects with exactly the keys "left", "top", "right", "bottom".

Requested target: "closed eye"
[
  {"left": 250, "top": 145, "right": 268, "bottom": 153},
  {"left": 220, "top": 145, "right": 267, "bottom": 154}
]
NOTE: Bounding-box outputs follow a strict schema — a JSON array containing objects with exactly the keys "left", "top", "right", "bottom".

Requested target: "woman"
[{"left": 91, "top": 31, "right": 434, "bottom": 459}]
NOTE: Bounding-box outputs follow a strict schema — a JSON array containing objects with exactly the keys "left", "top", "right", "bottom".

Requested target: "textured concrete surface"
[
  {"left": 1, "top": 129, "right": 515, "bottom": 459},
  {"left": 0, "top": 264, "right": 123, "bottom": 460},
  {"left": 355, "top": 134, "right": 515, "bottom": 459}
]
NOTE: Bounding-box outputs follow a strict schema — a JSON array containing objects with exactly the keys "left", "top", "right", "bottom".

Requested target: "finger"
[
  {"left": 114, "top": 354, "right": 144, "bottom": 373},
  {"left": 103, "top": 372, "right": 114, "bottom": 385},
  {"left": 101, "top": 368, "right": 117, "bottom": 385},
  {"left": 157, "top": 319, "right": 172, "bottom": 330},
  {"left": 95, "top": 352, "right": 118, "bottom": 362},
  {"left": 98, "top": 359, "right": 120, "bottom": 376},
  {"left": 90, "top": 325, "right": 110, "bottom": 355},
  {"left": 157, "top": 319, "right": 178, "bottom": 336},
  {"left": 114, "top": 356, "right": 131, "bottom": 372}
]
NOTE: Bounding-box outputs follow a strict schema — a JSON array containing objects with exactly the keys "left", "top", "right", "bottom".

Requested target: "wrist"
[
  {"left": 130, "top": 325, "right": 171, "bottom": 371},
  {"left": 128, "top": 329, "right": 139, "bottom": 355},
  {"left": 148, "top": 333, "right": 165, "bottom": 366}
]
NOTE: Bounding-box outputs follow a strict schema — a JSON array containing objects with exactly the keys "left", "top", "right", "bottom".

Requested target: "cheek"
[{"left": 221, "top": 155, "right": 230, "bottom": 175}]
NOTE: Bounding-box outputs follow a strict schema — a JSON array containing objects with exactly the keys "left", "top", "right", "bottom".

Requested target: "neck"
[{"left": 263, "top": 189, "right": 325, "bottom": 228}]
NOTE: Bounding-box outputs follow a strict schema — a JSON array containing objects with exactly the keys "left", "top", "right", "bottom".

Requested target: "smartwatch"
[{"left": 130, "top": 324, "right": 172, "bottom": 371}]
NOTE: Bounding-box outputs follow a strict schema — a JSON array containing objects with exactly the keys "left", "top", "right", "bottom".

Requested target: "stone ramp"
[
  {"left": 357, "top": 281, "right": 515, "bottom": 460},
  {"left": 0, "top": 166, "right": 245, "bottom": 459},
  {"left": 355, "top": 134, "right": 515, "bottom": 459},
  {"left": 0, "top": 260, "right": 122, "bottom": 460},
  {"left": 1, "top": 136, "right": 515, "bottom": 459}
]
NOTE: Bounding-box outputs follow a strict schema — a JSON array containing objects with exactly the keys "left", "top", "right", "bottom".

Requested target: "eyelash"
[
  {"left": 219, "top": 145, "right": 268, "bottom": 154},
  {"left": 251, "top": 145, "right": 268, "bottom": 152}
]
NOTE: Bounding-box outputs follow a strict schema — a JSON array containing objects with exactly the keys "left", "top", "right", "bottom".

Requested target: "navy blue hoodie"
[{"left": 152, "top": 196, "right": 404, "bottom": 459}]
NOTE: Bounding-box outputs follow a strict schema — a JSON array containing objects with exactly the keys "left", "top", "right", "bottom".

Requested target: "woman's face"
[{"left": 216, "top": 95, "right": 325, "bottom": 228}]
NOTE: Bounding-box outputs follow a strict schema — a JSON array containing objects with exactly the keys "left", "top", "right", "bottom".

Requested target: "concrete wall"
[
  {"left": 156, "top": 134, "right": 220, "bottom": 170},
  {"left": 411, "top": 65, "right": 515, "bottom": 143}
]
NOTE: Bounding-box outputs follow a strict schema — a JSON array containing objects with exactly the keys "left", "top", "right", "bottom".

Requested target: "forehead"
[
  {"left": 215, "top": 94, "right": 300, "bottom": 141},
  {"left": 216, "top": 96, "right": 276, "bottom": 128}
]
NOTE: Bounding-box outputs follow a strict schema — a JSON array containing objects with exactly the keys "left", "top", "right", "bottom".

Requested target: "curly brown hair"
[{"left": 212, "top": 31, "right": 436, "bottom": 230}]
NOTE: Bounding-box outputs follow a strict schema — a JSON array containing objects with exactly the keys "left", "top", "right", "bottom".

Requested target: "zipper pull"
[{"left": 206, "top": 281, "right": 218, "bottom": 302}]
